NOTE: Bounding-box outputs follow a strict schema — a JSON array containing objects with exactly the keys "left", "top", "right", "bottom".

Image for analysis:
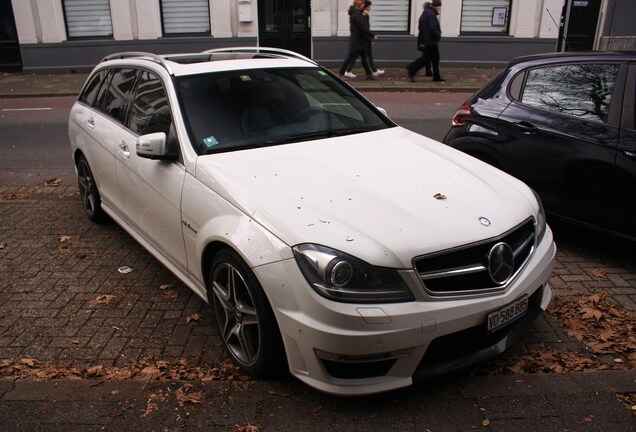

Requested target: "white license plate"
[{"left": 487, "top": 295, "right": 529, "bottom": 333}]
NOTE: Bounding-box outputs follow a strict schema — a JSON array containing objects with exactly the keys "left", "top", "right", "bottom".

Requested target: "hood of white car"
[{"left": 195, "top": 127, "right": 537, "bottom": 268}]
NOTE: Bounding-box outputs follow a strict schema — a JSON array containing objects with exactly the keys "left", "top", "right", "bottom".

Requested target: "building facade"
[{"left": 3, "top": 0, "right": 633, "bottom": 72}]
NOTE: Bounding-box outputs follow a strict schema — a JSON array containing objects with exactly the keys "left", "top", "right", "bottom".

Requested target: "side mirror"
[
  {"left": 376, "top": 106, "right": 388, "bottom": 117},
  {"left": 136, "top": 132, "right": 175, "bottom": 160}
]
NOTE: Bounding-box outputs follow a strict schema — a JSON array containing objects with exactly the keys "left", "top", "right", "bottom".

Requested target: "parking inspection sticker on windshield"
[{"left": 203, "top": 136, "right": 219, "bottom": 148}]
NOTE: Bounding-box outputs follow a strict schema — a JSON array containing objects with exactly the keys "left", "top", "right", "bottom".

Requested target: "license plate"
[{"left": 487, "top": 295, "right": 529, "bottom": 333}]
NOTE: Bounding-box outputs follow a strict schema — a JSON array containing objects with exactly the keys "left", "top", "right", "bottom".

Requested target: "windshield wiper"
[{"left": 263, "top": 128, "right": 372, "bottom": 145}]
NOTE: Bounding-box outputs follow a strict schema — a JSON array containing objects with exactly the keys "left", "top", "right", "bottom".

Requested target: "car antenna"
[{"left": 545, "top": 7, "right": 573, "bottom": 52}]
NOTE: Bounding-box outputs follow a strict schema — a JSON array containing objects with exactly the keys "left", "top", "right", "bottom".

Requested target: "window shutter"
[
  {"left": 461, "top": 0, "right": 511, "bottom": 34},
  {"left": 63, "top": 0, "right": 113, "bottom": 38},
  {"left": 161, "top": 0, "right": 211, "bottom": 35},
  {"left": 369, "top": 0, "right": 410, "bottom": 32}
]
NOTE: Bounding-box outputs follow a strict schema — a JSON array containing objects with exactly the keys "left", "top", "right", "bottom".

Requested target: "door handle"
[
  {"left": 87, "top": 117, "right": 95, "bottom": 129},
  {"left": 118, "top": 141, "right": 130, "bottom": 158},
  {"left": 514, "top": 121, "right": 537, "bottom": 134},
  {"left": 623, "top": 150, "right": 636, "bottom": 160}
]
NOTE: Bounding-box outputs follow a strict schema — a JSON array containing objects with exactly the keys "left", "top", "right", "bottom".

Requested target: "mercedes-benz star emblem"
[
  {"left": 479, "top": 217, "right": 491, "bottom": 227},
  {"left": 487, "top": 242, "right": 515, "bottom": 285}
]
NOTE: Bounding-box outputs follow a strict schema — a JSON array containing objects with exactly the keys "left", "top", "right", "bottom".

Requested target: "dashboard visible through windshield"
[{"left": 176, "top": 67, "right": 394, "bottom": 154}]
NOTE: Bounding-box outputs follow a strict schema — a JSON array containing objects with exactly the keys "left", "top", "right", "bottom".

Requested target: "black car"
[{"left": 444, "top": 51, "right": 636, "bottom": 241}]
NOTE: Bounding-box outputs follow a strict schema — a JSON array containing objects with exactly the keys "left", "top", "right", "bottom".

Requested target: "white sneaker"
[
  {"left": 344, "top": 71, "right": 357, "bottom": 78},
  {"left": 373, "top": 69, "right": 385, "bottom": 77}
]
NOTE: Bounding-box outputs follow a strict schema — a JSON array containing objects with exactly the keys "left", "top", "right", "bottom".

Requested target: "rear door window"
[{"left": 521, "top": 63, "right": 620, "bottom": 124}]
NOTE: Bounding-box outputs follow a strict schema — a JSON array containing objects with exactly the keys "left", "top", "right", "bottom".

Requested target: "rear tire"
[
  {"left": 76, "top": 155, "right": 105, "bottom": 222},
  {"left": 208, "top": 248, "right": 287, "bottom": 378}
]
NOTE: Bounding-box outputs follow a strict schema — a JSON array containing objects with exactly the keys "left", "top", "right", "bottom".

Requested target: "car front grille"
[{"left": 413, "top": 218, "right": 535, "bottom": 296}]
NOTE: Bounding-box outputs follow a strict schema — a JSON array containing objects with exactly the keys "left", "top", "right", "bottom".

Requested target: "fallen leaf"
[
  {"left": 433, "top": 193, "right": 447, "bottom": 200},
  {"left": 580, "top": 306, "right": 603, "bottom": 321},
  {"left": 140, "top": 366, "right": 162, "bottom": 380},
  {"left": 186, "top": 313, "right": 201, "bottom": 323},
  {"left": 59, "top": 235, "right": 72, "bottom": 243},
  {"left": 582, "top": 415, "right": 595, "bottom": 423},
  {"left": 481, "top": 419, "right": 490, "bottom": 427},
  {"left": 159, "top": 284, "right": 175, "bottom": 290},
  {"left": 44, "top": 178, "right": 62, "bottom": 187},
  {"left": 175, "top": 383, "right": 204, "bottom": 406},
  {"left": 233, "top": 424, "right": 260, "bottom": 432},
  {"left": 163, "top": 291, "right": 178, "bottom": 300},
  {"left": 21, "top": 359, "right": 36, "bottom": 367},
  {"left": 141, "top": 391, "right": 169, "bottom": 418},
  {"left": 88, "top": 295, "right": 116, "bottom": 307},
  {"left": 86, "top": 365, "right": 104, "bottom": 377},
  {"left": 591, "top": 268, "right": 606, "bottom": 279},
  {"left": 118, "top": 266, "right": 133, "bottom": 274}
]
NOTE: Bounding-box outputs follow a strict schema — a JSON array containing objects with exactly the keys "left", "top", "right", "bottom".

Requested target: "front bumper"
[{"left": 254, "top": 227, "right": 556, "bottom": 396}]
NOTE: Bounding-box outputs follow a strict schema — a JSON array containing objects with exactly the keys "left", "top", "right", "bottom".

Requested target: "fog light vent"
[{"left": 315, "top": 349, "right": 410, "bottom": 379}]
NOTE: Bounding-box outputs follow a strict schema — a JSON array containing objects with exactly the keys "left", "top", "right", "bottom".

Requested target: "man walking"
[{"left": 407, "top": 0, "right": 444, "bottom": 82}]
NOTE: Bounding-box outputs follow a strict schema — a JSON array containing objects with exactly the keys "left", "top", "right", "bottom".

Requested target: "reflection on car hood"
[{"left": 195, "top": 127, "right": 536, "bottom": 268}]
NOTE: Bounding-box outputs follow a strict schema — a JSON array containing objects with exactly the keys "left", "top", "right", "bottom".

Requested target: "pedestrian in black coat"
[
  {"left": 345, "top": 2, "right": 384, "bottom": 77},
  {"left": 339, "top": 0, "right": 377, "bottom": 80},
  {"left": 406, "top": 0, "right": 444, "bottom": 82}
]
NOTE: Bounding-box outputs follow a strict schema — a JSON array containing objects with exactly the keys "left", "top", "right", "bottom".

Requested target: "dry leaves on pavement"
[
  {"left": 475, "top": 290, "right": 635, "bottom": 374},
  {"left": 0, "top": 358, "right": 248, "bottom": 383},
  {"left": 551, "top": 290, "right": 636, "bottom": 364}
]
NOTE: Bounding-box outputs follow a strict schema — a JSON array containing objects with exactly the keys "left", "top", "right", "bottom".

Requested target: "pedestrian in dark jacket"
[
  {"left": 406, "top": 0, "right": 444, "bottom": 82},
  {"left": 345, "top": 1, "right": 384, "bottom": 78},
  {"left": 339, "top": 0, "right": 377, "bottom": 80}
]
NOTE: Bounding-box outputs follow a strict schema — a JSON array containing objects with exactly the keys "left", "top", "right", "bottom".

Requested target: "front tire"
[
  {"left": 76, "top": 155, "right": 105, "bottom": 222},
  {"left": 208, "top": 248, "right": 287, "bottom": 378}
]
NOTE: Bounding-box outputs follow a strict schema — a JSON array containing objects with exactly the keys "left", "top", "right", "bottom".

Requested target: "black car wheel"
[
  {"left": 76, "top": 155, "right": 105, "bottom": 222},
  {"left": 208, "top": 248, "right": 286, "bottom": 378}
]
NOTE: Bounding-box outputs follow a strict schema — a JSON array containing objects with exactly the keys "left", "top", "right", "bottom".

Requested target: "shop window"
[
  {"left": 461, "top": 0, "right": 511, "bottom": 35},
  {"left": 161, "top": 0, "right": 211, "bottom": 35},
  {"left": 62, "top": 0, "right": 113, "bottom": 38},
  {"left": 369, "top": 0, "right": 410, "bottom": 32}
]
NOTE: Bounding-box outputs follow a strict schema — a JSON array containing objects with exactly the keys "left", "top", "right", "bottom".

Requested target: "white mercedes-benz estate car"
[{"left": 69, "top": 48, "right": 556, "bottom": 395}]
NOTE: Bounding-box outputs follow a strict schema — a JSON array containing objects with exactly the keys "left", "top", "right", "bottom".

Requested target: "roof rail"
[
  {"left": 100, "top": 52, "right": 174, "bottom": 75},
  {"left": 202, "top": 46, "right": 317, "bottom": 65}
]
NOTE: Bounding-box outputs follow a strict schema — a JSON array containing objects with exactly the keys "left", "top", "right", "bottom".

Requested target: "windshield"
[{"left": 176, "top": 67, "right": 394, "bottom": 154}]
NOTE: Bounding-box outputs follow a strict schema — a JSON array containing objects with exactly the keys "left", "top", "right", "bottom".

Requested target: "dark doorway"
[
  {"left": 0, "top": 0, "right": 23, "bottom": 72},
  {"left": 557, "top": 0, "right": 602, "bottom": 51},
  {"left": 258, "top": 0, "right": 311, "bottom": 58}
]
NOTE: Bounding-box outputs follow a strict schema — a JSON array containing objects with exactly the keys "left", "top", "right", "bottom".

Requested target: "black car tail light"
[{"left": 451, "top": 105, "right": 472, "bottom": 127}]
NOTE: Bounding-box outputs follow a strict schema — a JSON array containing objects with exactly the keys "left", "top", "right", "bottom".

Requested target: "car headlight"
[
  {"left": 292, "top": 244, "right": 414, "bottom": 303},
  {"left": 532, "top": 189, "right": 547, "bottom": 242}
]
